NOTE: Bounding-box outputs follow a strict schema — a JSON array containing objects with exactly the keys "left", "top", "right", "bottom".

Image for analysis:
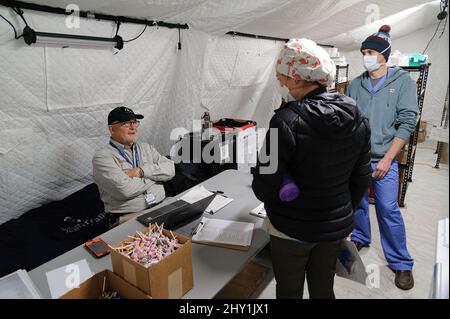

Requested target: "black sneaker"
[{"left": 351, "top": 240, "right": 369, "bottom": 251}]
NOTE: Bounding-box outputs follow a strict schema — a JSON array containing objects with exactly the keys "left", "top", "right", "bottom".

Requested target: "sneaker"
[
  {"left": 395, "top": 270, "right": 414, "bottom": 290},
  {"left": 351, "top": 240, "right": 369, "bottom": 251}
]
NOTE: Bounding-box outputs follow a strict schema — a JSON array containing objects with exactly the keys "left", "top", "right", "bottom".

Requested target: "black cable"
[
  {"left": 422, "top": 19, "right": 442, "bottom": 54},
  {"left": 438, "top": 2, "right": 448, "bottom": 39},
  {"left": 178, "top": 28, "right": 181, "bottom": 50},
  {"left": 422, "top": 0, "right": 448, "bottom": 52},
  {"left": 12, "top": 7, "right": 28, "bottom": 27},
  {"left": 439, "top": 14, "right": 448, "bottom": 38},
  {"left": 0, "top": 13, "right": 22, "bottom": 38},
  {"left": 437, "top": 0, "right": 448, "bottom": 39},
  {"left": 123, "top": 22, "right": 147, "bottom": 43},
  {"left": 115, "top": 20, "right": 120, "bottom": 36}
]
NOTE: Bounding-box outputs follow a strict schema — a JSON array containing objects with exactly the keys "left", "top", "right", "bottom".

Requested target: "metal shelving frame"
[
  {"left": 398, "top": 63, "right": 431, "bottom": 207},
  {"left": 334, "top": 64, "right": 349, "bottom": 92}
]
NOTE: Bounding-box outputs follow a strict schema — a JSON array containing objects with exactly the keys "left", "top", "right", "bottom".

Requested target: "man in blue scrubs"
[{"left": 346, "top": 25, "right": 418, "bottom": 290}]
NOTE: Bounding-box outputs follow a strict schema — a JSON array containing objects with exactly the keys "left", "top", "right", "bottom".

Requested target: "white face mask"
[
  {"left": 277, "top": 83, "right": 296, "bottom": 102},
  {"left": 363, "top": 55, "right": 382, "bottom": 72},
  {"left": 363, "top": 46, "right": 390, "bottom": 72}
]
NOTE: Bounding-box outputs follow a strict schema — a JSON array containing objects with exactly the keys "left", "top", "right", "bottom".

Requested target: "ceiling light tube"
[{"left": 22, "top": 26, "right": 123, "bottom": 50}]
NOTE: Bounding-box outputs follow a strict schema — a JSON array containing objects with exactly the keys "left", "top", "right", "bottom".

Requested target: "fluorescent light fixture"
[{"left": 22, "top": 26, "right": 123, "bottom": 50}]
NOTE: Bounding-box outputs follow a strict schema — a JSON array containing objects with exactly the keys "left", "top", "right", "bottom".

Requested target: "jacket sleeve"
[
  {"left": 349, "top": 117, "right": 372, "bottom": 210},
  {"left": 93, "top": 151, "right": 155, "bottom": 200},
  {"left": 252, "top": 115, "right": 296, "bottom": 203},
  {"left": 395, "top": 76, "right": 418, "bottom": 141},
  {"left": 140, "top": 144, "right": 175, "bottom": 182}
]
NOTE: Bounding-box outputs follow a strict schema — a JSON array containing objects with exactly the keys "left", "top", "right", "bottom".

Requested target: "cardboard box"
[
  {"left": 417, "top": 120, "right": 427, "bottom": 143},
  {"left": 419, "top": 120, "right": 427, "bottom": 131},
  {"left": 335, "top": 81, "right": 349, "bottom": 95},
  {"left": 440, "top": 142, "right": 449, "bottom": 164},
  {"left": 417, "top": 131, "right": 426, "bottom": 143},
  {"left": 60, "top": 270, "right": 150, "bottom": 299},
  {"left": 396, "top": 146, "right": 408, "bottom": 165},
  {"left": 110, "top": 227, "right": 193, "bottom": 299}
]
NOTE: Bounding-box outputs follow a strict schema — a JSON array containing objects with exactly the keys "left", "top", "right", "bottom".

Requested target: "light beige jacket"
[{"left": 93, "top": 139, "right": 175, "bottom": 214}]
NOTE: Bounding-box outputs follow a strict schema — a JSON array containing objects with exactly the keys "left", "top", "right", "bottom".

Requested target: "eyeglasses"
[{"left": 112, "top": 120, "right": 140, "bottom": 128}]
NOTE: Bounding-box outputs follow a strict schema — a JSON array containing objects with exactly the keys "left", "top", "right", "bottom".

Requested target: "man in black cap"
[{"left": 93, "top": 106, "right": 175, "bottom": 228}]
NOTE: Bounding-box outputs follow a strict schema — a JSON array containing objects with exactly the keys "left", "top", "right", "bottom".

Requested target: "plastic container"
[
  {"left": 212, "top": 118, "right": 256, "bottom": 132},
  {"left": 409, "top": 53, "right": 428, "bottom": 67}
]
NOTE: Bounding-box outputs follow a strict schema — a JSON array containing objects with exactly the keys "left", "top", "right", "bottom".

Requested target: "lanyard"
[
  {"left": 109, "top": 141, "right": 140, "bottom": 168},
  {"left": 368, "top": 68, "right": 391, "bottom": 94}
]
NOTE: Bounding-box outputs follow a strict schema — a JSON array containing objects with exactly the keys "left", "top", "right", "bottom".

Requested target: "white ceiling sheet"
[
  {"left": 23, "top": 0, "right": 430, "bottom": 38},
  {"left": 323, "top": 1, "right": 442, "bottom": 49}
]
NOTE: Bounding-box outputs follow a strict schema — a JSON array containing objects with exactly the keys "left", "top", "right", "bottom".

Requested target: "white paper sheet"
[
  {"left": 180, "top": 185, "right": 215, "bottom": 204},
  {"left": 249, "top": 203, "right": 267, "bottom": 219},
  {"left": 45, "top": 259, "right": 93, "bottom": 299},
  {"left": 219, "top": 142, "right": 230, "bottom": 162},
  {"left": 0, "top": 269, "right": 42, "bottom": 299}
]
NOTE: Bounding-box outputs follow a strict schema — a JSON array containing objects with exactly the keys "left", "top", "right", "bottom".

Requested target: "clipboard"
[
  {"left": 191, "top": 217, "right": 254, "bottom": 251},
  {"left": 205, "top": 194, "right": 233, "bottom": 215}
]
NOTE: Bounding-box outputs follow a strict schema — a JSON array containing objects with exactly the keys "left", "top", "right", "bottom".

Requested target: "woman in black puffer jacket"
[{"left": 252, "top": 38, "right": 371, "bottom": 299}]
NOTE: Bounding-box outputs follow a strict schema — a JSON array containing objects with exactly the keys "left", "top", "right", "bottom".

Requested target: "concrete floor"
[{"left": 251, "top": 140, "right": 449, "bottom": 299}]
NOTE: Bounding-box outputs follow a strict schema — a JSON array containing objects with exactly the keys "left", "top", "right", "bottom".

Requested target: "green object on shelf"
[{"left": 409, "top": 53, "right": 427, "bottom": 67}]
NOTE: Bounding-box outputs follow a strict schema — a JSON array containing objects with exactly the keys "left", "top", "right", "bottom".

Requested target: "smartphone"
[{"left": 85, "top": 237, "right": 110, "bottom": 258}]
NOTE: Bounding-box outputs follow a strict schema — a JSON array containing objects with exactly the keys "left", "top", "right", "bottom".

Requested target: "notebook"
[{"left": 191, "top": 217, "right": 254, "bottom": 251}]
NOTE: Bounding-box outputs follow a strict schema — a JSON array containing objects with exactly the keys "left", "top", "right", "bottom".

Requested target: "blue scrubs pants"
[{"left": 351, "top": 160, "right": 414, "bottom": 271}]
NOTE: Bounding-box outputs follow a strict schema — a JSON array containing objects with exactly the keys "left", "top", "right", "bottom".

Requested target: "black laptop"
[{"left": 136, "top": 193, "right": 216, "bottom": 230}]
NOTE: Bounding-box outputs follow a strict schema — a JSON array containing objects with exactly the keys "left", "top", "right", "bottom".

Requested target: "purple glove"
[{"left": 279, "top": 173, "right": 300, "bottom": 202}]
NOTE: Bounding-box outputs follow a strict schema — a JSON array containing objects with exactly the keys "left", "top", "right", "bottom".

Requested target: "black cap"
[{"left": 108, "top": 106, "right": 144, "bottom": 125}]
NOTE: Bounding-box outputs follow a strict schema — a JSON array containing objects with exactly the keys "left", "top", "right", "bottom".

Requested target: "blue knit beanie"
[{"left": 361, "top": 25, "right": 392, "bottom": 62}]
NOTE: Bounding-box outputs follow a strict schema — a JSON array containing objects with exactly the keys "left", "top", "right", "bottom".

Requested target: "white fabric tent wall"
[
  {"left": 0, "top": 0, "right": 446, "bottom": 224},
  {"left": 0, "top": 8, "right": 176, "bottom": 222},
  {"left": 0, "top": 7, "right": 282, "bottom": 223}
]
